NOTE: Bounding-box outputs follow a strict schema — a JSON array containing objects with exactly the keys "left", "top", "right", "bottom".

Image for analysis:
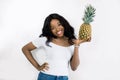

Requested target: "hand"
[
  {"left": 86, "top": 37, "right": 91, "bottom": 42},
  {"left": 37, "top": 62, "right": 49, "bottom": 71},
  {"left": 73, "top": 37, "right": 91, "bottom": 46}
]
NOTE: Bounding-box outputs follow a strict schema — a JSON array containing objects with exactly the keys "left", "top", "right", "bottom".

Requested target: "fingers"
[
  {"left": 80, "top": 36, "right": 91, "bottom": 42},
  {"left": 43, "top": 63, "right": 49, "bottom": 71},
  {"left": 40, "top": 62, "right": 49, "bottom": 72},
  {"left": 86, "top": 37, "right": 91, "bottom": 42},
  {"left": 73, "top": 38, "right": 84, "bottom": 45},
  {"left": 72, "top": 37, "right": 91, "bottom": 46}
]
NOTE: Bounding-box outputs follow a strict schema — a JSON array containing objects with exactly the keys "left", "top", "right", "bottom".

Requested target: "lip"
[{"left": 57, "top": 31, "right": 62, "bottom": 35}]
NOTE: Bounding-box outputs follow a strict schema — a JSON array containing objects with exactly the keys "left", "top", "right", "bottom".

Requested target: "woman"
[{"left": 22, "top": 13, "right": 90, "bottom": 80}]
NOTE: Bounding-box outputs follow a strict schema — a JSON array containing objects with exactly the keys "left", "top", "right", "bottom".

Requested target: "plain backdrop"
[{"left": 0, "top": 0, "right": 120, "bottom": 80}]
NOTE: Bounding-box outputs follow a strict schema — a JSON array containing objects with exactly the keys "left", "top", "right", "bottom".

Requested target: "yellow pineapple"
[{"left": 79, "top": 5, "right": 96, "bottom": 41}]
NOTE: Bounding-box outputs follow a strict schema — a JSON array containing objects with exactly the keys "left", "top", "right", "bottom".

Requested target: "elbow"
[
  {"left": 22, "top": 46, "right": 25, "bottom": 52},
  {"left": 71, "top": 65, "right": 79, "bottom": 71},
  {"left": 71, "top": 63, "right": 80, "bottom": 71},
  {"left": 71, "top": 67, "right": 77, "bottom": 71},
  {"left": 21, "top": 46, "right": 28, "bottom": 54}
]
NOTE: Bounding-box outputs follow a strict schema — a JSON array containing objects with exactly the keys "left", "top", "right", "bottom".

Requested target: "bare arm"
[
  {"left": 70, "top": 43, "right": 80, "bottom": 71},
  {"left": 22, "top": 42, "right": 40, "bottom": 70},
  {"left": 70, "top": 38, "right": 91, "bottom": 71},
  {"left": 22, "top": 42, "right": 49, "bottom": 71}
]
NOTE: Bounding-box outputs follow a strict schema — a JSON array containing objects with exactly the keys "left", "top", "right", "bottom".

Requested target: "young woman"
[{"left": 22, "top": 13, "right": 90, "bottom": 80}]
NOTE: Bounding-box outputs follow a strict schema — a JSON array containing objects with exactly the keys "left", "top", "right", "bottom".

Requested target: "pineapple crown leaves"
[{"left": 82, "top": 4, "right": 96, "bottom": 24}]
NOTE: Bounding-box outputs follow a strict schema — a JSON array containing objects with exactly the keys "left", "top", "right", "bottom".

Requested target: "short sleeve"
[{"left": 32, "top": 37, "right": 47, "bottom": 48}]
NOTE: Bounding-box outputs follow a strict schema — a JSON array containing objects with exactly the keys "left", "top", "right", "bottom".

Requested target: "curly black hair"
[{"left": 40, "top": 13, "right": 76, "bottom": 46}]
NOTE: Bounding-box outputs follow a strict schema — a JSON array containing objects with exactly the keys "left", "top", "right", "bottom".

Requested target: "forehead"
[{"left": 50, "top": 19, "right": 60, "bottom": 25}]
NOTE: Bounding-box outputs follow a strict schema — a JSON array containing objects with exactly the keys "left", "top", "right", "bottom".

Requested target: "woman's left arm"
[
  {"left": 70, "top": 44, "right": 80, "bottom": 71},
  {"left": 70, "top": 38, "right": 90, "bottom": 71}
]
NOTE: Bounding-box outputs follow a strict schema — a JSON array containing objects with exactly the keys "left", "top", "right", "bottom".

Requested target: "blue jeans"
[{"left": 37, "top": 72, "right": 68, "bottom": 80}]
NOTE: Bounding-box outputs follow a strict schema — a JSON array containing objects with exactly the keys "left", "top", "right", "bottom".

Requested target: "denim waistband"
[{"left": 38, "top": 72, "right": 68, "bottom": 80}]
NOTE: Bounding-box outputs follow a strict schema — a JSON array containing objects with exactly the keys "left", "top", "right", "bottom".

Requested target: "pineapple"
[{"left": 79, "top": 5, "right": 96, "bottom": 41}]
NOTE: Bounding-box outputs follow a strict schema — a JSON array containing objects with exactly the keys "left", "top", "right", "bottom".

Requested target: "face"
[{"left": 50, "top": 19, "right": 64, "bottom": 38}]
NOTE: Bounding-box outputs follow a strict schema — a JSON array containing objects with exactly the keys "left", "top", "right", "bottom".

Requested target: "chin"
[{"left": 57, "top": 35, "right": 64, "bottom": 38}]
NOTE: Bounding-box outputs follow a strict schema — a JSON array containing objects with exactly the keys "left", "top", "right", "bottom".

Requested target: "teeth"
[{"left": 57, "top": 31, "right": 62, "bottom": 34}]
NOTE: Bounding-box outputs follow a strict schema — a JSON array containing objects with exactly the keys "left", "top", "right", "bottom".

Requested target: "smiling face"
[{"left": 50, "top": 19, "right": 64, "bottom": 38}]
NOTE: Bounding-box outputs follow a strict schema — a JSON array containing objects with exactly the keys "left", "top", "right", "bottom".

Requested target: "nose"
[{"left": 56, "top": 27, "right": 60, "bottom": 31}]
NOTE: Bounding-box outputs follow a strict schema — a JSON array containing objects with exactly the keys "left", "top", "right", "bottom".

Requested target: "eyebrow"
[
  {"left": 51, "top": 21, "right": 60, "bottom": 26},
  {"left": 57, "top": 21, "right": 61, "bottom": 24}
]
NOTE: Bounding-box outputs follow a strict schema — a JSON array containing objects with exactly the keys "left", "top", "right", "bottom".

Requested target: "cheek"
[
  {"left": 61, "top": 27, "right": 64, "bottom": 32},
  {"left": 61, "top": 26, "right": 64, "bottom": 30},
  {"left": 51, "top": 30, "right": 56, "bottom": 34}
]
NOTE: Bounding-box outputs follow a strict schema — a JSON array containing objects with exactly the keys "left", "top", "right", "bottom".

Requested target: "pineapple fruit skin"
[
  {"left": 78, "top": 4, "right": 95, "bottom": 41},
  {"left": 79, "top": 23, "right": 91, "bottom": 40}
]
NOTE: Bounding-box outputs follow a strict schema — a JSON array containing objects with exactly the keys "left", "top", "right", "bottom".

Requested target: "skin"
[{"left": 22, "top": 19, "right": 90, "bottom": 72}]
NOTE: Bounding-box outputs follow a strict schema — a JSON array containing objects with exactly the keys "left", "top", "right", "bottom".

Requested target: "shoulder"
[
  {"left": 38, "top": 36, "right": 47, "bottom": 41},
  {"left": 34, "top": 36, "right": 47, "bottom": 42},
  {"left": 32, "top": 37, "right": 47, "bottom": 48}
]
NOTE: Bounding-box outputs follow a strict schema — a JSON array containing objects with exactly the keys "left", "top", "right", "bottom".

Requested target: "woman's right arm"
[
  {"left": 22, "top": 42, "right": 41, "bottom": 70},
  {"left": 22, "top": 42, "right": 49, "bottom": 71}
]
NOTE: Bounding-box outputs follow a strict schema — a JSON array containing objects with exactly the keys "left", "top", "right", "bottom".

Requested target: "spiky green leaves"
[{"left": 83, "top": 5, "right": 96, "bottom": 24}]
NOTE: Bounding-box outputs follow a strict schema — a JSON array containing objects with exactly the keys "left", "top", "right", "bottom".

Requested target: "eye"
[{"left": 58, "top": 23, "right": 62, "bottom": 26}]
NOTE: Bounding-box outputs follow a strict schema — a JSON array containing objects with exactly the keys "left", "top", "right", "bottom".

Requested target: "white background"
[{"left": 0, "top": 0, "right": 120, "bottom": 80}]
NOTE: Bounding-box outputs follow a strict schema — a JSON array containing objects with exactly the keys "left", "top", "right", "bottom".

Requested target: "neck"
[{"left": 54, "top": 36, "right": 68, "bottom": 40}]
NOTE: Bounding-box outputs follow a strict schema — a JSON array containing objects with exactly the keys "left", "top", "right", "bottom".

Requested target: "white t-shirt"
[{"left": 32, "top": 37, "right": 74, "bottom": 76}]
